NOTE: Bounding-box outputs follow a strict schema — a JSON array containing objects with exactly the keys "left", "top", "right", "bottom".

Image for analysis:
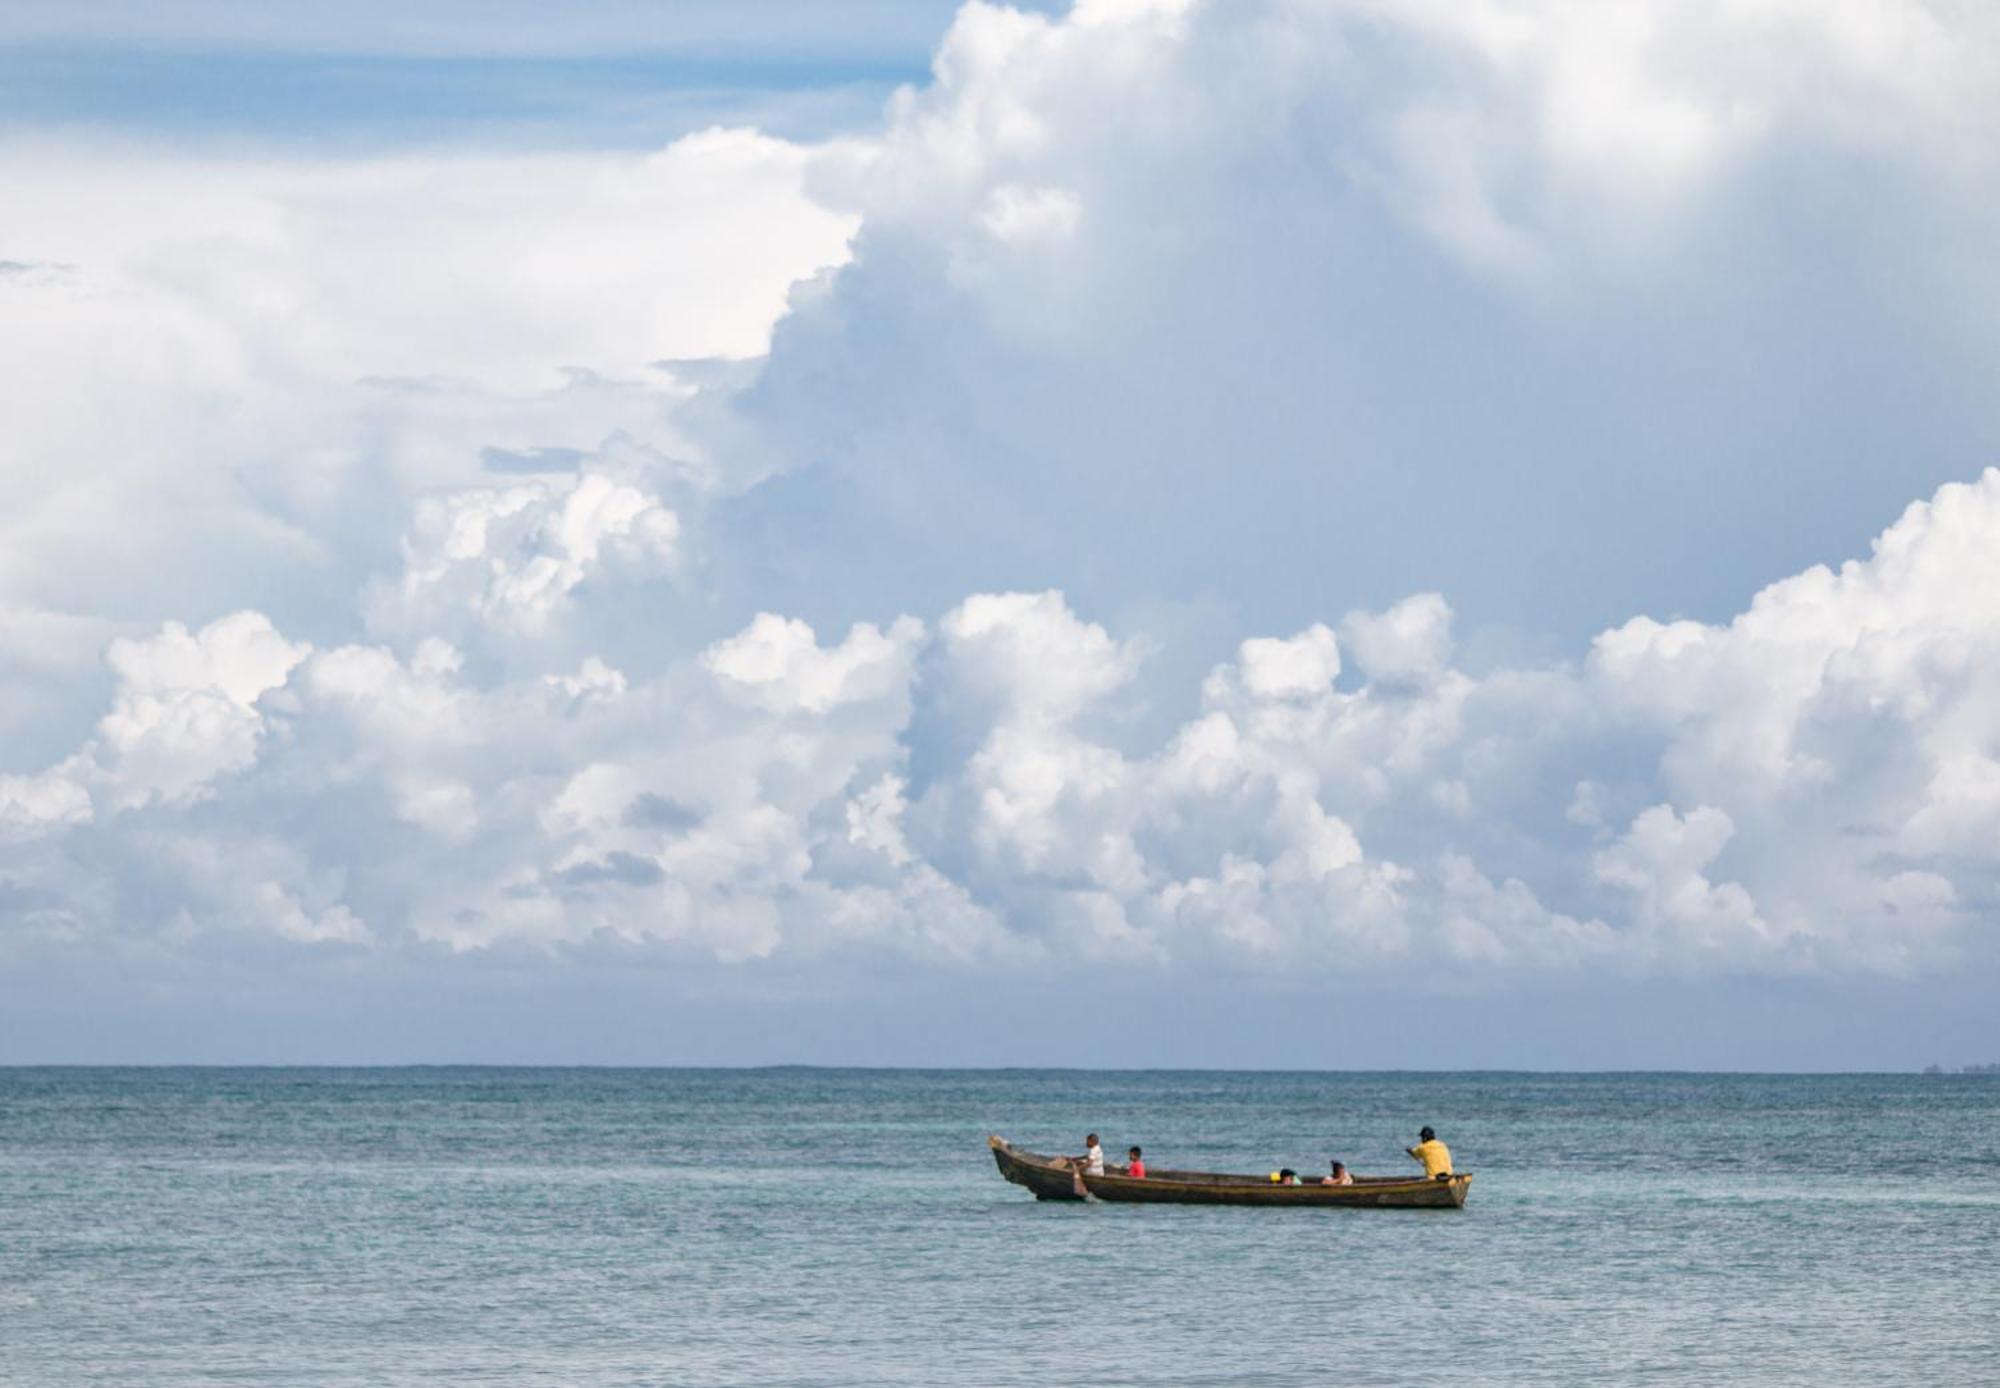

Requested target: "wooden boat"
[{"left": 988, "top": 1135, "right": 1472, "bottom": 1208}]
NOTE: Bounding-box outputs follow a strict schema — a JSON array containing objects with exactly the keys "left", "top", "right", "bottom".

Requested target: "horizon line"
[{"left": 1, "top": 1061, "right": 1985, "bottom": 1075}]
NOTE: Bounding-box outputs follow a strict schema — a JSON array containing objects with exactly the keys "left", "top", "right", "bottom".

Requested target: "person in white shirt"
[
  {"left": 1060, "top": 1134, "right": 1105, "bottom": 1174},
  {"left": 1061, "top": 1133, "right": 1107, "bottom": 1198}
]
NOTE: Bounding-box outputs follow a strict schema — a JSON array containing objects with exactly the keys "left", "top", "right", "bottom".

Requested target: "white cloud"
[
  {"left": 7, "top": 0, "right": 2000, "bottom": 1000},
  {"left": 978, "top": 183, "right": 1082, "bottom": 243},
  {"left": 820, "top": 0, "right": 2000, "bottom": 299},
  {"left": 1234, "top": 625, "right": 1341, "bottom": 701},
  {"left": 0, "top": 127, "right": 852, "bottom": 650},
  {"left": 938, "top": 591, "right": 1141, "bottom": 724},
  {"left": 376, "top": 470, "right": 682, "bottom": 638},
  {"left": 151, "top": 832, "right": 373, "bottom": 946},
  {"left": 704, "top": 613, "right": 925, "bottom": 714},
  {"left": 1, "top": 128, "right": 854, "bottom": 392},
  {"left": 93, "top": 612, "right": 309, "bottom": 810},
  {"left": 0, "top": 771, "right": 92, "bottom": 838},
  {"left": 1594, "top": 803, "right": 1774, "bottom": 963},
  {"left": 1589, "top": 471, "right": 2000, "bottom": 834},
  {"left": 710, "top": 0, "right": 2000, "bottom": 669},
  {"left": 1340, "top": 595, "right": 1453, "bottom": 687},
  {"left": 4, "top": 470, "right": 2000, "bottom": 976},
  {"left": 845, "top": 773, "right": 916, "bottom": 866}
]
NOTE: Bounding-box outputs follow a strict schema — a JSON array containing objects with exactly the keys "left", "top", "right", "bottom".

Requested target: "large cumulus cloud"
[
  {"left": 720, "top": 0, "right": 2000, "bottom": 642},
  {"left": 6, "top": 470, "right": 2000, "bottom": 977},
  {"left": 5, "top": 0, "right": 2000, "bottom": 999},
  {"left": 0, "top": 126, "right": 855, "bottom": 711}
]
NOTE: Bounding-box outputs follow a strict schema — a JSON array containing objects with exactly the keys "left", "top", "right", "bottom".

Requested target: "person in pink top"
[
  {"left": 1320, "top": 1160, "right": 1353, "bottom": 1186},
  {"left": 1125, "top": 1146, "right": 1146, "bottom": 1178}
]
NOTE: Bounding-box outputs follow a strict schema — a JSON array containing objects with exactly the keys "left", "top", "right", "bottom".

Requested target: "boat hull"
[{"left": 988, "top": 1135, "right": 1471, "bottom": 1208}]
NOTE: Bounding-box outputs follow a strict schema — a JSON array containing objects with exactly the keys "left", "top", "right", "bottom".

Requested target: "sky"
[{"left": 3, "top": 0, "right": 2000, "bottom": 1068}]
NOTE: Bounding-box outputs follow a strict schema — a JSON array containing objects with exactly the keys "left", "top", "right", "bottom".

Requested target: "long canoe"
[{"left": 988, "top": 1135, "right": 1472, "bottom": 1208}]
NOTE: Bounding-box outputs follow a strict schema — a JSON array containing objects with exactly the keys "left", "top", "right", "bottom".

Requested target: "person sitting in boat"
[
  {"left": 1406, "top": 1127, "right": 1453, "bottom": 1179},
  {"left": 1268, "top": 1168, "right": 1299, "bottom": 1185},
  {"left": 1125, "top": 1146, "right": 1146, "bottom": 1178},
  {"left": 1064, "top": 1133, "right": 1106, "bottom": 1176},
  {"left": 1319, "top": 1160, "right": 1353, "bottom": 1186}
]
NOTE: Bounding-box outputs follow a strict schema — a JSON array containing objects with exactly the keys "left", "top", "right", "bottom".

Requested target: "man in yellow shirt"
[{"left": 1406, "top": 1126, "right": 1452, "bottom": 1179}]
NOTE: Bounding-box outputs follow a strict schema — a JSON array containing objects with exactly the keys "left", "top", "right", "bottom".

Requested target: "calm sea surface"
[{"left": 1, "top": 1068, "right": 1995, "bottom": 1386}]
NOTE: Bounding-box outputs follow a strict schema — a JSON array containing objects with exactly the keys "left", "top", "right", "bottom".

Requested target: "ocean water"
[{"left": 1, "top": 1069, "right": 1995, "bottom": 1386}]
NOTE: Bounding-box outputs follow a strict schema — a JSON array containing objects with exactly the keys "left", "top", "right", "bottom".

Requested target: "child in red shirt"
[{"left": 1126, "top": 1146, "right": 1146, "bottom": 1178}]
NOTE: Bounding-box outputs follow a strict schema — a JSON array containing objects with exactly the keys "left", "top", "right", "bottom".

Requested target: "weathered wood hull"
[{"left": 988, "top": 1135, "right": 1471, "bottom": 1208}]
